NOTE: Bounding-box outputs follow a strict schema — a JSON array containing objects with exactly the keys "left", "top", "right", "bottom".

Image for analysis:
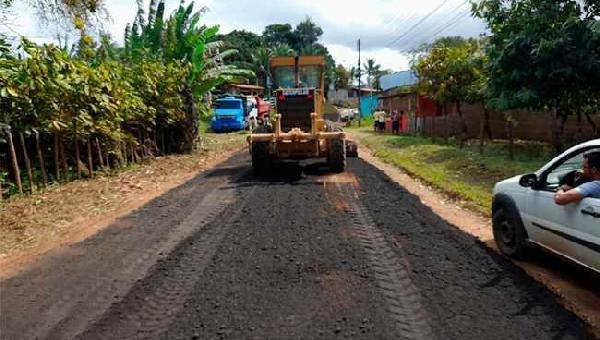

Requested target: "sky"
[{"left": 1, "top": 0, "right": 487, "bottom": 72}]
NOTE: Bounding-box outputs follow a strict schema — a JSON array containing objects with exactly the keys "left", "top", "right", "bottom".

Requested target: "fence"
[{"left": 379, "top": 101, "right": 600, "bottom": 143}]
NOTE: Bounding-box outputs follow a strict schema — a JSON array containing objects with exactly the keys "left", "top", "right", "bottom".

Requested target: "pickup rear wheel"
[
  {"left": 328, "top": 139, "right": 346, "bottom": 173},
  {"left": 492, "top": 206, "right": 528, "bottom": 258}
]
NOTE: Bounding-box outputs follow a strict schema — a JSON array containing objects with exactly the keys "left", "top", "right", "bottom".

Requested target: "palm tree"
[
  {"left": 272, "top": 43, "right": 294, "bottom": 57},
  {"left": 363, "top": 59, "right": 381, "bottom": 88},
  {"left": 124, "top": 0, "right": 252, "bottom": 151}
]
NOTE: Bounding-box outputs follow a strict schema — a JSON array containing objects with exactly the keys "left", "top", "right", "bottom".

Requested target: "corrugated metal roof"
[{"left": 379, "top": 71, "right": 418, "bottom": 91}]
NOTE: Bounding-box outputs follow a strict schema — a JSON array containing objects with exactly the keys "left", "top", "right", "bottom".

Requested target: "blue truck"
[{"left": 210, "top": 96, "right": 249, "bottom": 132}]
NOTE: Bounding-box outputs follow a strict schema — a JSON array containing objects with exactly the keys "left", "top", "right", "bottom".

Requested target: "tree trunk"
[
  {"left": 19, "top": 132, "right": 34, "bottom": 193},
  {"left": 551, "top": 107, "right": 569, "bottom": 155},
  {"left": 95, "top": 137, "right": 105, "bottom": 169},
  {"left": 160, "top": 129, "right": 166, "bottom": 155},
  {"left": 7, "top": 128, "right": 23, "bottom": 194},
  {"left": 479, "top": 109, "right": 485, "bottom": 155},
  {"left": 73, "top": 120, "right": 81, "bottom": 178},
  {"left": 431, "top": 116, "right": 436, "bottom": 143},
  {"left": 35, "top": 131, "right": 48, "bottom": 186},
  {"left": 74, "top": 134, "right": 81, "bottom": 179},
  {"left": 54, "top": 132, "right": 60, "bottom": 182},
  {"left": 507, "top": 118, "right": 514, "bottom": 161},
  {"left": 573, "top": 111, "right": 583, "bottom": 144},
  {"left": 584, "top": 112, "right": 598, "bottom": 137},
  {"left": 59, "top": 133, "right": 68, "bottom": 178},
  {"left": 443, "top": 105, "right": 449, "bottom": 143},
  {"left": 484, "top": 107, "right": 493, "bottom": 141},
  {"left": 87, "top": 138, "right": 93, "bottom": 178},
  {"left": 457, "top": 101, "right": 467, "bottom": 149},
  {"left": 181, "top": 84, "right": 199, "bottom": 153}
]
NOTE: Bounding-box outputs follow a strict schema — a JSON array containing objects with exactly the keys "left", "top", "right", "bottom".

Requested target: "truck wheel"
[
  {"left": 251, "top": 142, "right": 271, "bottom": 173},
  {"left": 492, "top": 206, "right": 528, "bottom": 258},
  {"left": 328, "top": 139, "right": 346, "bottom": 172}
]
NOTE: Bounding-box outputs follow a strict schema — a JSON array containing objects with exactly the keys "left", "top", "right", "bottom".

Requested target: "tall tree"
[
  {"left": 362, "top": 59, "right": 381, "bottom": 88},
  {"left": 124, "top": 0, "right": 252, "bottom": 151},
  {"left": 334, "top": 64, "right": 350, "bottom": 90},
  {"left": 413, "top": 37, "right": 487, "bottom": 147},
  {"left": 263, "top": 24, "right": 295, "bottom": 48},
  {"left": 293, "top": 17, "right": 323, "bottom": 51},
  {"left": 473, "top": 0, "right": 600, "bottom": 152}
]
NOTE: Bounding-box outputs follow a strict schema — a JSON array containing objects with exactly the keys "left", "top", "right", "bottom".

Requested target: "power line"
[
  {"left": 405, "top": 10, "right": 472, "bottom": 51},
  {"left": 394, "top": 0, "right": 470, "bottom": 48},
  {"left": 384, "top": 0, "right": 451, "bottom": 49}
]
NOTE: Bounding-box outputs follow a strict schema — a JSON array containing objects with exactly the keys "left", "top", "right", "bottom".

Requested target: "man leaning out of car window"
[{"left": 555, "top": 151, "right": 600, "bottom": 205}]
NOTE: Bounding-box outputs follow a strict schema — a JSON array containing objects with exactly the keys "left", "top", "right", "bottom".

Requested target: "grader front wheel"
[{"left": 328, "top": 139, "right": 346, "bottom": 172}]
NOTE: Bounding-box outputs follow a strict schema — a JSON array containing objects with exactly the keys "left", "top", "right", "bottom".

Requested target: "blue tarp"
[{"left": 359, "top": 96, "right": 380, "bottom": 117}]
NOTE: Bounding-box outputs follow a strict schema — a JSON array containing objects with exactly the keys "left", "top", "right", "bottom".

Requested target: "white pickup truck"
[{"left": 492, "top": 139, "right": 600, "bottom": 273}]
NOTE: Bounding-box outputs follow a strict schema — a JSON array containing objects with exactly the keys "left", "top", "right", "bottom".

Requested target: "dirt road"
[{"left": 0, "top": 153, "right": 593, "bottom": 339}]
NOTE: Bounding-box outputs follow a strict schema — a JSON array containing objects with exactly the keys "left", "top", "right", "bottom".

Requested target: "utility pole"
[{"left": 357, "top": 39, "right": 361, "bottom": 127}]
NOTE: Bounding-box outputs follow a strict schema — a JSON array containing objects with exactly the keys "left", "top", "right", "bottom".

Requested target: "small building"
[{"left": 377, "top": 70, "right": 458, "bottom": 133}]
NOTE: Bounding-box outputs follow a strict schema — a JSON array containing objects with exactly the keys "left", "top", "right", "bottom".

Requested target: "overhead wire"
[
  {"left": 399, "top": 4, "right": 473, "bottom": 51},
  {"left": 412, "top": 10, "right": 473, "bottom": 49},
  {"left": 384, "top": 0, "right": 451, "bottom": 49},
  {"left": 394, "top": 0, "right": 470, "bottom": 49}
]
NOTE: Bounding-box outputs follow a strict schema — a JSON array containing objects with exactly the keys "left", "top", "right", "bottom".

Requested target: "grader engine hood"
[{"left": 276, "top": 88, "right": 315, "bottom": 132}]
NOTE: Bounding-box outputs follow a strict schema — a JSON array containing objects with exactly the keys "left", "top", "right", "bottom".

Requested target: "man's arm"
[{"left": 554, "top": 188, "right": 584, "bottom": 205}]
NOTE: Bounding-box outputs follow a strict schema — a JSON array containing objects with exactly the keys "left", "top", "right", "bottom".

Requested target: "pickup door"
[
  {"left": 524, "top": 146, "right": 600, "bottom": 271},
  {"left": 572, "top": 197, "right": 600, "bottom": 272}
]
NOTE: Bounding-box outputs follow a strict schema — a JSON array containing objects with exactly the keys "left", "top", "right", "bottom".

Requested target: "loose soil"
[
  {"left": 1, "top": 152, "right": 591, "bottom": 339},
  {"left": 350, "top": 131, "right": 600, "bottom": 337},
  {"left": 0, "top": 133, "right": 246, "bottom": 276}
]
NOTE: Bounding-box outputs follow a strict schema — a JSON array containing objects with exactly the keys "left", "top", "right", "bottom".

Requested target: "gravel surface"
[{"left": 1, "top": 153, "right": 592, "bottom": 340}]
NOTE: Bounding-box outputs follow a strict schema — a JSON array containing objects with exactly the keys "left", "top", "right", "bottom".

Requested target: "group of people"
[{"left": 373, "top": 109, "right": 406, "bottom": 135}]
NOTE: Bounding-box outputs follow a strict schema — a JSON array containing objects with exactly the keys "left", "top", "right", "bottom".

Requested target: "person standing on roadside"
[
  {"left": 392, "top": 109, "right": 400, "bottom": 134},
  {"left": 378, "top": 109, "right": 386, "bottom": 132}
]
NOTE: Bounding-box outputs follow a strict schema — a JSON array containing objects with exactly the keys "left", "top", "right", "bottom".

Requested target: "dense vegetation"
[
  {"left": 0, "top": 0, "right": 250, "bottom": 196},
  {"left": 215, "top": 18, "right": 338, "bottom": 92},
  {"left": 412, "top": 0, "right": 600, "bottom": 153}
]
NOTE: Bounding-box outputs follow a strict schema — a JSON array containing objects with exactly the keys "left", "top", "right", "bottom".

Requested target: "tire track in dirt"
[
  {"left": 1, "top": 158, "right": 248, "bottom": 340},
  {"left": 324, "top": 173, "right": 434, "bottom": 340},
  {"left": 77, "top": 184, "right": 256, "bottom": 339}
]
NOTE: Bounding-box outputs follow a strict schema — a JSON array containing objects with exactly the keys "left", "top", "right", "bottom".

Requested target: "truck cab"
[{"left": 211, "top": 96, "right": 246, "bottom": 132}]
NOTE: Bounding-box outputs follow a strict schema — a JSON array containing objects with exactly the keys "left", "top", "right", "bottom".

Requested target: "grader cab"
[{"left": 248, "top": 55, "right": 349, "bottom": 173}]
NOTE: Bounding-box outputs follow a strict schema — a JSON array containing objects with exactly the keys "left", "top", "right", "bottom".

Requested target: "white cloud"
[{"left": 1, "top": 0, "right": 486, "bottom": 72}]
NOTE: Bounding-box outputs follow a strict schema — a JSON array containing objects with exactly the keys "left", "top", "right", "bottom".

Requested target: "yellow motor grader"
[{"left": 248, "top": 55, "right": 355, "bottom": 173}]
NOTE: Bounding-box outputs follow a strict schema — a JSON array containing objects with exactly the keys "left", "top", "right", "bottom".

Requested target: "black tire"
[
  {"left": 253, "top": 124, "right": 272, "bottom": 134},
  {"left": 251, "top": 142, "right": 271, "bottom": 173},
  {"left": 492, "top": 205, "right": 528, "bottom": 258},
  {"left": 328, "top": 139, "right": 346, "bottom": 172}
]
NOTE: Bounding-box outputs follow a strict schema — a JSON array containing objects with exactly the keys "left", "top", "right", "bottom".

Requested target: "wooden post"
[
  {"left": 19, "top": 132, "right": 34, "bottom": 193},
  {"left": 507, "top": 118, "right": 514, "bottom": 161},
  {"left": 7, "top": 127, "right": 23, "bottom": 194},
  {"left": 87, "top": 137, "right": 93, "bottom": 178},
  {"left": 54, "top": 132, "right": 60, "bottom": 182},
  {"left": 59, "top": 134, "right": 68, "bottom": 178},
  {"left": 479, "top": 109, "right": 485, "bottom": 155},
  {"left": 95, "top": 137, "right": 105, "bottom": 169},
  {"left": 73, "top": 120, "right": 82, "bottom": 179},
  {"left": 35, "top": 131, "right": 48, "bottom": 186}
]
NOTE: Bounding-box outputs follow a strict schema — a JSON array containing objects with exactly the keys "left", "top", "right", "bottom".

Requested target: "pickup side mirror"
[{"left": 519, "top": 174, "right": 539, "bottom": 188}]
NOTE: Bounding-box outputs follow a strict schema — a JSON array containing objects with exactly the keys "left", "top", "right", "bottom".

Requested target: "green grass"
[{"left": 350, "top": 127, "right": 548, "bottom": 216}]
